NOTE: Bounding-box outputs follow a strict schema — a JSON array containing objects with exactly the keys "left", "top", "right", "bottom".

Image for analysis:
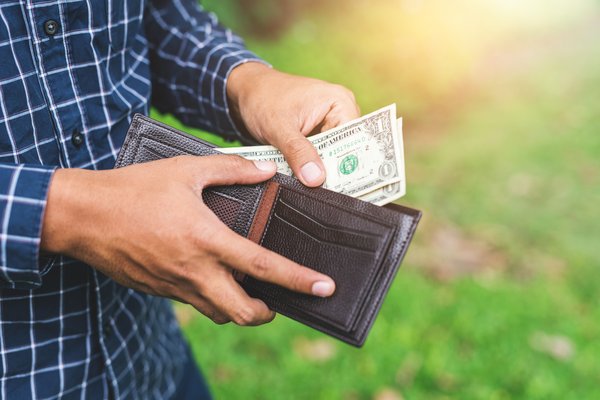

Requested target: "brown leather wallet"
[{"left": 115, "top": 114, "right": 422, "bottom": 347}]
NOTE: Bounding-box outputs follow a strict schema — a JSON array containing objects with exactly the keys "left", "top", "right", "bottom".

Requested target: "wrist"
[
  {"left": 41, "top": 168, "right": 98, "bottom": 255},
  {"left": 227, "top": 61, "right": 272, "bottom": 108},
  {"left": 227, "top": 62, "right": 277, "bottom": 141}
]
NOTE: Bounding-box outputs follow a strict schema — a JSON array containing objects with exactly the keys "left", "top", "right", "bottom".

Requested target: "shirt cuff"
[
  {"left": 0, "top": 164, "right": 56, "bottom": 289},
  {"left": 203, "top": 48, "right": 271, "bottom": 140}
]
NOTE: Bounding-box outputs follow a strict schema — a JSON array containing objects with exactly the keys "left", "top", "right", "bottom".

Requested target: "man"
[{"left": 0, "top": 0, "right": 359, "bottom": 398}]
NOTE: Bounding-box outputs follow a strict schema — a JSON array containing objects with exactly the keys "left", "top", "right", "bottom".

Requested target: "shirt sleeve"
[
  {"left": 145, "top": 0, "right": 269, "bottom": 139},
  {"left": 0, "top": 163, "right": 56, "bottom": 290}
]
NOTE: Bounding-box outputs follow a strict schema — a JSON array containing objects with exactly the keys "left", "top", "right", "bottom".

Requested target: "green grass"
[
  {"left": 157, "top": 2, "right": 600, "bottom": 398},
  {"left": 180, "top": 270, "right": 600, "bottom": 399}
]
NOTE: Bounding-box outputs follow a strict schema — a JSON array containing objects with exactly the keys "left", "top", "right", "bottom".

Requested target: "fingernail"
[
  {"left": 312, "top": 281, "right": 334, "bottom": 297},
  {"left": 300, "top": 161, "right": 323, "bottom": 184},
  {"left": 253, "top": 160, "right": 275, "bottom": 172}
]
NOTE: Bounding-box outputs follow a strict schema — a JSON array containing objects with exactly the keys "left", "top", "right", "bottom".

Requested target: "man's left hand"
[{"left": 227, "top": 62, "right": 360, "bottom": 187}]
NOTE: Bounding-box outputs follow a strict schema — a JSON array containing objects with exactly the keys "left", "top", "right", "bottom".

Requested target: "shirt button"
[
  {"left": 71, "top": 130, "right": 84, "bottom": 148},
  {"left": 44, "top": 20, "right": 59, "bottom": 36}
]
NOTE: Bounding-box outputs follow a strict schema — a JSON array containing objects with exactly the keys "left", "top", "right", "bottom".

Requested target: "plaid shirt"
[{"left": 0, "top": 0, "right": 262, "bottom": 398}]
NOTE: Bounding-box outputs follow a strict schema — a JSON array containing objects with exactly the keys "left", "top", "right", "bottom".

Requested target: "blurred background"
[{"left": 154, "top": 0, "right": 600, "bottom": 398}]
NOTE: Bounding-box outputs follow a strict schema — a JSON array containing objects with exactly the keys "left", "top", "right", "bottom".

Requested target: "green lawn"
[{"left": 156, "top": 2, "right": 600, "bottom": 398}]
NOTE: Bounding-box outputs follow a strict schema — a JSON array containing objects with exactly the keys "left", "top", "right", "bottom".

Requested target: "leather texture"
[{"left": 115, "top": 114, "right": 422, "bottom": 347}]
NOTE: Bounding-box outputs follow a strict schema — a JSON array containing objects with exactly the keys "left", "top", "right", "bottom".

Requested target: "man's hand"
[
  {"left": 227, "top": 63, "right": 360, "bottom": 187},
  {"left": 41, "top": 155, "right": 335, "bottom": 326}
]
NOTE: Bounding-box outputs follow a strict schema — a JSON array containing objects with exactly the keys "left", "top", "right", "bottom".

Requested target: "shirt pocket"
[{"left": 107, "top": 0, "right": 145, "bottom": 52}]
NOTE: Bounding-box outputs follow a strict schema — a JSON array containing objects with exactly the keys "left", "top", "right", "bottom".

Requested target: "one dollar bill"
[
  {"left": 219, "top": 104, "right": 406, "bottom": 204},
  {"left": 358, "top": 118, "right": 406, "bottom": 205}
]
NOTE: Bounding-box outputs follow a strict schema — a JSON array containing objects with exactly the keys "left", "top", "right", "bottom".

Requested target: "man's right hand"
[{"left": 40, "top": 155, "right": 335, "bottom": 326}]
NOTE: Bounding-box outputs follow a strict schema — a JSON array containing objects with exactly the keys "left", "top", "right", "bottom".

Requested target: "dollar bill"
[
  {"left": 358, "top": 118, "right": 406, "bottom": 205},
  {"left": 358, "top": 180, "right": 406, "bottom": 206},
  {"left": 220, "top": 104, "right": 404, "bottom": 198}
]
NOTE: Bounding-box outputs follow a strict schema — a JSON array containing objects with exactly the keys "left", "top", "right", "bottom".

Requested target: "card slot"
[
  {"left": 276, "top": 185, "right": 397, "bottom": 234},
  {"left": 247, "top": 186, "right": 397, "bottom": 332},
  {"left": 256, "top": 214, "right": 389, "bottom": 334},
  {"left": 272, "top": 200, "right": 381, "bottom": 253},
  {"left": 270, "top": 214, "right": 377, "bottom": 255},
  {"left": 248, "top": 212, "right": 387, "bottom": 331},
  {"left": 278, "top": 197, "right": 382, "bottom": 238},
  {"left": 277, "top": 195, "right": 387, "bottom": 238}
]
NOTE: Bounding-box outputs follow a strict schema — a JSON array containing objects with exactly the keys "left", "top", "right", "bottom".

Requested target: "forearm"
[
  {"left": 145, "top": 0, "right": 267, "bottom": 137},
  {"left": 41, "top": 168, "right": 98, "bottom": 256},
  {"left": 226, "top": 62, "right": 273, "bottom": 135}
]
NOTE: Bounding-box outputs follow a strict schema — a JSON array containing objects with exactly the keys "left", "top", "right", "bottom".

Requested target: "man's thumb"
[
  {"left": 275, "top": 135, "right": 325, "bottom": 187},
  {"left": 200, "top": 154, "right": 277, "bottom": 187}
]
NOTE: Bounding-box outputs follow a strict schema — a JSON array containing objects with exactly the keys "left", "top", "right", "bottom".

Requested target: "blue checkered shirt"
[{"left": 0, "top": 0, "right": 262, "bottom": 398}]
